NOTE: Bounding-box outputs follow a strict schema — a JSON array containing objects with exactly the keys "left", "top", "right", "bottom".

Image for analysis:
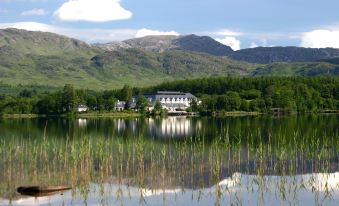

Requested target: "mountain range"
[
  {"left": 96, "top": 34, "right": 339, "bottom": 64},
  {"left": 0, "top": 29, "right": 338, "bottom": 89}
]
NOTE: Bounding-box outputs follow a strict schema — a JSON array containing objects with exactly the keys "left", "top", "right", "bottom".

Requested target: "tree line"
[
  {"left": 0, "top": 77, "right": 338, "bottom": 115},
  {"left": 0, "top": 84, "right": 134, "bottom": 115},
  {"left": 148, "top": 77, "right": 339, "bottom": 113}
]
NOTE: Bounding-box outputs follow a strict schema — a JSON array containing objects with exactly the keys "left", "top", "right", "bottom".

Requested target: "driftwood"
[{"left": 17, "top": 186, "right": 72, "bottom": 197}]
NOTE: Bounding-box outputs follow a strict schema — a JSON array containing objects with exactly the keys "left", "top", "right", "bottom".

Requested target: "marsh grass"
[{"left": 0, "top": 128, "right": 339, "bottom": 205}]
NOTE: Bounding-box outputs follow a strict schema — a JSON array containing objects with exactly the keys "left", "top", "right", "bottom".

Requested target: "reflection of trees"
[{"left": 0, "top": 115, "right": 337, "bottom": 141}]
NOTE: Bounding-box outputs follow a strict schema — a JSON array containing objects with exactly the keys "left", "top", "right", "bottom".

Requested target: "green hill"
[
  {"left": 229, "top": 47, "right": 339, "bottom": 64},
  {"left": 252, "top": 62, "right": 339, "bottom": 76},
  {"left": 0, "top": 29, "right": 338, "bottom": 90},
  {"left": 0, "top": 29, "right": 258, "bottom": 89}
]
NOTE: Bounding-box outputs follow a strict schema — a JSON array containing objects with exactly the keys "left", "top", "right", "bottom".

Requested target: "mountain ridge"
[
  {"left": 95, "top": 34, "right": 234, "bottom": 56},
  {"left": 0, "top": 28, "right": 338, "bottom": 90},
  {"left": 96, "top": 35, "right": 339, "bottom": 64}
]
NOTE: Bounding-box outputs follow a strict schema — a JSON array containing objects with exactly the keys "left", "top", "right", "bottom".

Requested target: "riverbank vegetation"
[{"left": 0, "top": 77, "right": 338, "bottom": 116}]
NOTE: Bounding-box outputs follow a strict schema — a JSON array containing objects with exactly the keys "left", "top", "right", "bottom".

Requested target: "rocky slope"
[{"left": 96, "top": 34, "right": 233, "bottom": 56}]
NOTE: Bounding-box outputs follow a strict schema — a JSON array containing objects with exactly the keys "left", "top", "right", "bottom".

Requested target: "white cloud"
[
  {"left": 0, "top": 0, "right": 48, "bottom": 2},
  {"left": 300, "top": 29, "right": 339, "bottom": 48},
  {"left": 0, "top": 22, "right": 180, "bottom": 43},
  {"left": 216, "top": 29, "right": 243, "bottom": 37},
  {"left": 215, "top": 36, "right": 241, "bottom": 51},
  {"left": 0, "top": 22, "right": 137, "bottom": 42},
  {"left": 198, "top": 29, "right": 243, "bottom": 38},
  {"left": 261, "top": 39, "right": 268, "bottom": 47},
  {"left": 0, "top": 22, "right": 56, "bottom": 32},
  {"left": 54, "top": 0, "right": 132, "bottom": 22},
  {"left": 250, "top": 42, "right": 258, "bottom": 48},
  {"left": 21, "top": 8, "right": 49, "bottom": 16},
  {"left": 135, "top": 28, "right": 179, "bottom": 38}
]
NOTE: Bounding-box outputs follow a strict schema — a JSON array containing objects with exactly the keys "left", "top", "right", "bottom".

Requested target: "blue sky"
[{"left": 1, "top": 0, "right": 339, "bottom": 50}]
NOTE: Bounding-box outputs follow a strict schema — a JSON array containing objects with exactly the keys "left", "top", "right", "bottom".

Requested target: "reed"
[{"left": 0, "top": 127, "right": 338, "bottom": 205}]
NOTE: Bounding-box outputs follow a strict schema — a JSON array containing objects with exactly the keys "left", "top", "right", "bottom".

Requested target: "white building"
[
  {"left": 77, "top": 105, "right": 88, "bottom": 113},
  {"left": 130, "top": 91, "right": 199, "bottom": 112},
  {"left": 115, "top": 100, "right": 126, "bottom": 111}
]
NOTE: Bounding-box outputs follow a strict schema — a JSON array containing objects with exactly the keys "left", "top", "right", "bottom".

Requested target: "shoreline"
[
  {"left": 1, "top": 110, "right": 338, "bottom": 119},
  {"left": 0, "top": 112, "right": 142, "bottom": 119},
  {"left": 211, "top": 111, "right": 262, "bottom": 117},
  {"left": 78, "top": 111, "right": 142, "bottom": 118}
]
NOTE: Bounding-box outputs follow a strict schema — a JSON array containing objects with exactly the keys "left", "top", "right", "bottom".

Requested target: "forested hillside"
[{"left": 0, "top": 77, "right": 338, "bottom": 115}]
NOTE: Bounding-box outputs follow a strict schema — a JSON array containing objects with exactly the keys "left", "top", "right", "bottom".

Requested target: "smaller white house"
[
  {"left": 77, "top": 105, "right": 89, "bottom": 113},
  {"left": 115, "top": 100, "right": 126, "bottom": 111}
]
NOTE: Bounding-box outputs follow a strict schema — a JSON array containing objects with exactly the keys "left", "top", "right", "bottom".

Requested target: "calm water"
[{"left": 0, "top": 115, "right": 338, "bottom": 206}]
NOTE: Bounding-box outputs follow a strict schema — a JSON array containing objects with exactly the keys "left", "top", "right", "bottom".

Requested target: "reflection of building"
[
  {"left": 115, "top": 119, "right": 126, "bottom": 132},
  {"left": 77, "top": 119, "right": 88, "bottom": 127},
  {"left": 110, "top": 117, "right": 201, "bottom": 139},
  {"left": 148, "top": 117, "right": 201, "bottom": 138},
  {"left": 130, "top": 91, "right": 199, "bottom": 112}
]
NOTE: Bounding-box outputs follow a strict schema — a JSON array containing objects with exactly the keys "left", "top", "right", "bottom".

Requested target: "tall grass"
[{"left": 0, "top": 129, "right": 338, "bottom": 204}]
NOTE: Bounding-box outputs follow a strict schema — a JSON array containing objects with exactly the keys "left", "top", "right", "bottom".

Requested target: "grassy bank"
[
  {"left": 0, "top": 111, "right": 142, "bottom": 119},
  {"left": 211, "top": 111, "right": 262, "bottom": 116},
  {"left": 1, "top": 113, "right": 40, "bottom": 118},
  {"left": 77, "top": 111, "right": 142, "bottom": 118},
  {"left": 1, "top": 110, "right": 338, "bottom": 119}
]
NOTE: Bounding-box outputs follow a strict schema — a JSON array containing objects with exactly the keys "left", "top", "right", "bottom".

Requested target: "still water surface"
[{"left": 0, "top": 115, "right": 338, "bottom": 205}]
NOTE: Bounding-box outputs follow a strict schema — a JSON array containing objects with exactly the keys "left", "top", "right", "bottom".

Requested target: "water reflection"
[
  {"left": 110, "top": 117, "right": 200, "bottom": 138},
  {"left": 0, "top": 115, "right": 338, "bottom": 205},
  {"left": 2, "top": 173, "right": 339, "bottom": 206},
  {"left": 147, "top": 117, "right": 201, "bottom": 138},
  {"left": 77, "top": 119, "right": 88, "bottom": 128},
  {"left": 0, "top": 115, "right": 337, "bottom": 140}
]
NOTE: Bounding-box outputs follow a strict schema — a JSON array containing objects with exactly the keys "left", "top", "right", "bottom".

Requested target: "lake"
[{"left": 0, "top": 114, "right": 338, "bottom": 206}]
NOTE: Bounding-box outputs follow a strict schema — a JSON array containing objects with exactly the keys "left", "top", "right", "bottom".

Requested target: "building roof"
[
  {"left": 144, "top": 91, "right": 197, "bottom": 99},
  {"left": 77, "top": 104, "right": 88, "bottom": 108},
  {"left": 115, "top": 101, "right": 126, "bottom": 107}
]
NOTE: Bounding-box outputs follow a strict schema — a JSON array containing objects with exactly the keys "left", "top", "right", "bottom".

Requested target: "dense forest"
[
  {"left": 149, "top": 77, "right": 339, "bottom": 113},
  {"left": 0, "top": 77, "right": 338, "bottom": 115}
]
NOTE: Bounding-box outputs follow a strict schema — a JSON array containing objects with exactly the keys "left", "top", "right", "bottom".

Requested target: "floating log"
[{"left": 17, "top": 186, "right": 72, "bottom": 197}]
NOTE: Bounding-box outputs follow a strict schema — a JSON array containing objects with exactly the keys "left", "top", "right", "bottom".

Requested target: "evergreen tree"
[
  {"left": 154, "top": 100, "right": 162, "bottom": 113},
  {"left": 136, "top": 95, "right": 149, "bottom": 113},
  {"left": 61, "top": 84, "right": 79, "bottom": 113}
]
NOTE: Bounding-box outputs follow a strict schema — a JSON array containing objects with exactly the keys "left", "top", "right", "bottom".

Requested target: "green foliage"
[
  {"left": 136, "top": 95, "right": 149, "bottom": 113},
  {"left": 36, "top": 93, "right": 62, "bottom": 114},
  {"left": 149, "top": 76, "right": 339, "bottom": 113},
  {"left": 61, "top": 84, "right": 79, "bottom": 113},
  {"left": 0, "top": 77, "right": 338, "bottom": 115},
  {"left": 189, "top": 99, "right": 199, "bottom": 112},
  {"left": 153, "top": 100, "right": 162, "bottom": 113},
  {"left": 252, "top": 62, "right": 339, "bottom": 76},
  {"left": 119, "top": 85, "right": 133, "bottom": 101}
]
